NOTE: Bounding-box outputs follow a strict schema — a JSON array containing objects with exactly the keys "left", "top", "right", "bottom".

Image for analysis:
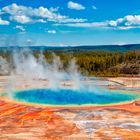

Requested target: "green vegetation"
[
  {"left": 0, "top": 49, "right": 140, "bottom": 77},
  {"left": 43, "top": 50, "right": 140, "bottom": 77}
]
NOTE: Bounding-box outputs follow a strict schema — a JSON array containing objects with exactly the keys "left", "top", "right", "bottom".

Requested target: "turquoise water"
[{"left": 13, "top": 88, "right": 140, "bottom": 106}]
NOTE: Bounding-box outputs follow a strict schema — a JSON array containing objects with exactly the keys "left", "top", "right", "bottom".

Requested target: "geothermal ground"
[{"left": 0, "top": 76, "right": 140, "bottom": 140}]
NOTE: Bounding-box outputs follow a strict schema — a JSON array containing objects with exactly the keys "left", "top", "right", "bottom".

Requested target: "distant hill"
[
  {"left": 0, "top": 44, "right": 140, "bottom": 52},
  {"left": 72, "top": 44, "right": 140, "bottom": 52},
  {"left": 0, "top": 44, "right": 139, "bottom": 77}
]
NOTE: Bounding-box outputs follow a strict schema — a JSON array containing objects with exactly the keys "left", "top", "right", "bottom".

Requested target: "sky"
[{"left": 0, "top": 0, "right": 140, "bottom": 46}]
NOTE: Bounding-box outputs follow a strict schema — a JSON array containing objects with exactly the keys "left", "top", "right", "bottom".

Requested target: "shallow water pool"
[{"left": 13, "top": 88, "right": 140, "bottom": 106}]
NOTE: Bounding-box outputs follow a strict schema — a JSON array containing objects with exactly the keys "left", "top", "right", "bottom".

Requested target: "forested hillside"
[
  {"left": 43, "top": 50, "right": 140, "bottom": 77},
  {"left": 0, "top": 49, "right": 140, "bottom": 77}
]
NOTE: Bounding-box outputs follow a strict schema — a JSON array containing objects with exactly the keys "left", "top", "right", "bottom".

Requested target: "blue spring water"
[{"left": 13, "top": 88, "right": 140, "bottom": 106}]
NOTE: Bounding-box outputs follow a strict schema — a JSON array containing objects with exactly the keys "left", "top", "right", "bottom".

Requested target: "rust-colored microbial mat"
[{"left": 0, "top": 98, "right": 140, "bottom": 140}]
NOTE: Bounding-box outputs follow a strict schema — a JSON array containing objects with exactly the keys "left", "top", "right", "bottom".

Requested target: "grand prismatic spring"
[
  {"left": 14, "top": 88, "right": 139, "bottom": 106},
  {"left": 0, "top": 49, "right": 140, "bottom": 139},
  {"left": 0, "top": 1, "right": 140, "bottom": 139}
]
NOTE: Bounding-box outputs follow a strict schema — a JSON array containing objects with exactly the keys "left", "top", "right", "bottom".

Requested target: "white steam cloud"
[{"left": 11, "top": 49, "right": 82, "bottom": 91}]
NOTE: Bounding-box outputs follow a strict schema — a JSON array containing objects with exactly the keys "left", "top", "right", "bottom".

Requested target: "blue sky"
[{"left": 0, "top": 0, "right": 140, "bottom": 46}]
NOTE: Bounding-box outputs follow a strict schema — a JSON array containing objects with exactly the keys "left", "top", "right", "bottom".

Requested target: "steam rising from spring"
[
  {"left": 11, "top": 49, "right": 82, "bottom": 91},
  {"left": 1, "top": 48, "right": 131, "bottom": 104}
]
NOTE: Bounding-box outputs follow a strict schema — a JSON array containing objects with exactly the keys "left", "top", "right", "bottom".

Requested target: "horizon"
[
  {"left": 1, "top": 1, "right": 140, "bottom": 46},
  {"left": 0, "top": 43, "right": 140, "bottom": 47},
  {"left": 0, "top": 43, "right": 140, "bottom": 53}
]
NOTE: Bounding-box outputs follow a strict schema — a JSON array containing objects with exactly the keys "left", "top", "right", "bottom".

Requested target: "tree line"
[
  {"left": 0, "top": 49, "right": 139, "bottom": 77},
  {"left": 43, "top": 50, "right": 140, "bottom": 77}
]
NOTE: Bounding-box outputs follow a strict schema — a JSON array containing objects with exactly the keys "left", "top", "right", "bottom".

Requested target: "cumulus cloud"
[
  {"left": 47, "top": 30, "right": 56, "bottom": 34},
  {"left": 68, "top": 1, "right": 85, "bottom": 10},
  {"left": 0, "top": 17, "right": 9, "bottom": 25},
  {"left": 11, "top": 15, "right": 31, "bottom": 24},
  {"left": 108, "top": 20, "right": 117, "bottom": 27},
  {"left": 1, "top": 3, "right": 86, "bottom": 24},
  {"left": 108, "top": 15, "right": 140, "bottom": 28}
]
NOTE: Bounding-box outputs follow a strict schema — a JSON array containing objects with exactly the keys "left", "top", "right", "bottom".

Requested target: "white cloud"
[
  {"left": 0, "top": 17, "right": 9, "bottom": 25},
  {"left": 68, "top": 1, "right": 85, "bottom": 10},
  {"left": 47, "top": 30, "right": 56, "bottom": 34},
  {"left": 15, "top": 25, "right": 25, "bottom": 31},
  {"left": 56, "top": 15, "right": 140, "bottom": 30},
  {"left": 36, "top": 19, "right": 47, "bottom": 23},
  {"left": 49, "top": 7, "right": 59, "bottom": 12},
  {"left": 124, "top": 15, "right": 140, "bottom": 25},
  {"left": 1, "top": 3, "right": 86, "bottom": 24},
  {"left": 92, "top": 5, "right": 97, "bottom": 10},
  {"left": 58, "top": 18, "right": 86, "bottom": 23},
  {"left": 108, "top": 20, "right": 117, "bottom": 27},
  {"left": 108, "top": 15, "right": 140, "bottom": 29},
  {"left": 54, "top": 22, "right": 108, "bottom": 28},
  {"left": 11, "top": 15, "right": 31, "bottom": 24}
]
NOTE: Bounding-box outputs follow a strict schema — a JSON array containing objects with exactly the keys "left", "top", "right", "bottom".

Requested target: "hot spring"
[
  {"left": 13, "top": 86, "right": 140, "bottom": 106},
  {"left": 2, "top": 49, "right": 140, "bottom": 106}
]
